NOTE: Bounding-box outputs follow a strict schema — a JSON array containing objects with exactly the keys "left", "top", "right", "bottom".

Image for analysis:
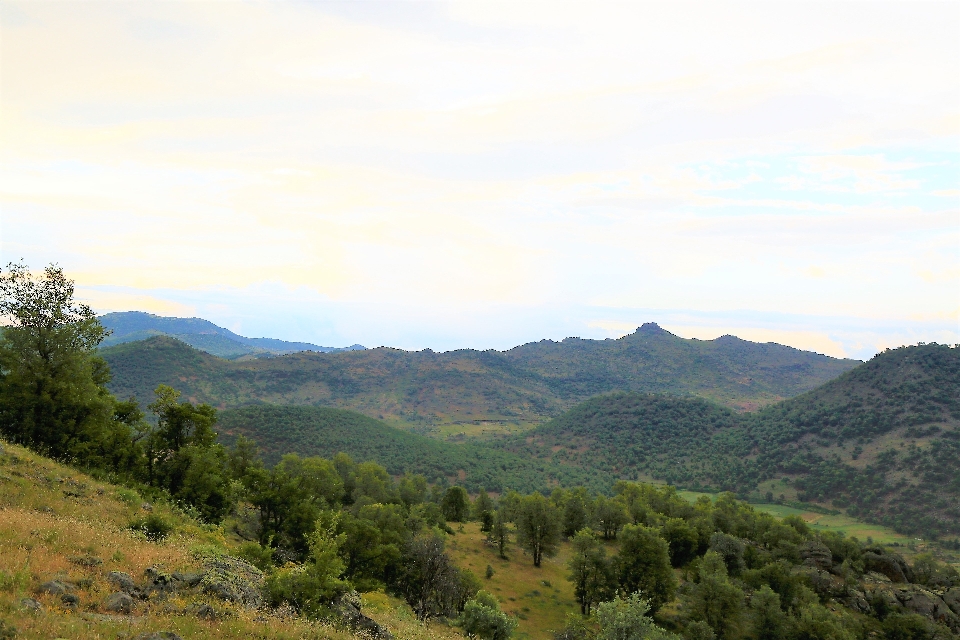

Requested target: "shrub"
[
  {"left": 460, "top": 590, "right": 517, "bottom": 640},
  {"left": 127, "top": 513, "right": 173, "bottom": 541}
]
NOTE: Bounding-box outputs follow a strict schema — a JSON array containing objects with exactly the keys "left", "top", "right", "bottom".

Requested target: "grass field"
[
  {"left": 677, "top": 490, "right": 914, "bottom": 546},
  {"left": 446, "top": 522, "right": 582, "bottom": 640}
]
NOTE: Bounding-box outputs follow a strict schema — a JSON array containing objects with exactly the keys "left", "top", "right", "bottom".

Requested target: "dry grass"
[
  {"left": 447, "top": 522, "right": 581, "bottom": 640},
  {"left": 0, "top": 440, "right": 463, "bottom": 640}
]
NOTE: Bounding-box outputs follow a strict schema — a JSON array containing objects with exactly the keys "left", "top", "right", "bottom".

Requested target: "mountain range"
[
  {"left": 99, "top": 311, "right": 365, "bottom": 359},
  {"left": 100, "top": 320, "right": 860, "bottom": 427}
]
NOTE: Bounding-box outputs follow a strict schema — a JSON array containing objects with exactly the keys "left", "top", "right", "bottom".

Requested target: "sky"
[{"left": 1, "top": 1, "right": 958, "bottom": 359}]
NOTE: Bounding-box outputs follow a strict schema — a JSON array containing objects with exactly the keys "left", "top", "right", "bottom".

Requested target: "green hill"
[
  {"left": 216, "top": 405, "right": 596, "bottom": 494},
  {"left": 101, "top": 323, "right": 859, "bottom": 430},
  {"left": 494, "top": 344, "right": 960, "bottom": 538},
  {"left": 100, "top": 311, "right": 364, "bottom": 359}
]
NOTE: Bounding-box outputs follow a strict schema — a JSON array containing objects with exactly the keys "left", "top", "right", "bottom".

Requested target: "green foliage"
[
  {"left": 615, "top": 524, "right": 677, "bottom": 614},
  {"left": 394, "top": 532, "right": 473, "bottom": 621},
  {"left": 682, "top": 551, "right": 744, "bottom": 640},
  {"left": 515, "top": 492, "right": 562, "bottom": 567},
  {"left": 567, "top": 529, "right": 614, "bottom": 616},
  {"left": 0, "top": 262, "right": 141, "bottom": 471},
  {"left": 459, "top": 590, "right": 517, "bottom": 640},
  {"left": 127, "top": 513, "right": 174, "bottom": 541},
  {"left": 442, "top": 486, "right": 471, "bottom": 522},
  {"left": 594, "top": 591, "right": 678, "bottom": 640}
]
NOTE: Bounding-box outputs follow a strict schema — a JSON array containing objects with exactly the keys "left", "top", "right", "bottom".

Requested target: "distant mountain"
[
  {"left": 99, "top": 311, "right": 364, "bottom": 359},
  {"left": 100, "top": 322, "right": 859, "bottom": 426},
  {"left": 495, "top": 343, "right": 960, "bottom": 537}
]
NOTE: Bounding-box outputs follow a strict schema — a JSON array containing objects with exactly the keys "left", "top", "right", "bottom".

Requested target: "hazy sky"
[{"left": 2, "top": 1, "right": 958, "bottom": 358}]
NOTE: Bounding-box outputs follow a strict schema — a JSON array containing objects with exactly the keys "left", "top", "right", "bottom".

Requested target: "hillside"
[
  {"left": 495, "top": 344, "right": 960, "bottom": 538},
  {"left": 100, "top": 311, "right": 365, "bottom": 359},
  {"left": 0, "top": 439, "right": 458, "bottom": 640},
  {"left": 216, "top": 405, "right": 597, "bottom": 494},
  {"left": 101, "top": 323, "right": 860, "bottom": 430}
]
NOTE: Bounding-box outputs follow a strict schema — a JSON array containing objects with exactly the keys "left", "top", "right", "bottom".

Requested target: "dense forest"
[
  {"left": 496, "top": 344, "right": 960, "bottom": 538},
  {"left": 100, "top": 322, "right": 859, "bottom": 430}
]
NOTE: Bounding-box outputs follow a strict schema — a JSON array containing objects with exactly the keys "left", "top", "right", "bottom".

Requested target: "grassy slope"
[
  {"left": 102, "top": 324, "right": 859, "bottom": 432},
  {"left": 0, "top": 440, "right": 464, "bottom": 640},
  {"left": 496, "top": 344, "right": 960, "bottom": 537}
]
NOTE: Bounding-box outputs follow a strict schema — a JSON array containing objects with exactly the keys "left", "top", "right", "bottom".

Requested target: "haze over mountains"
[{"left": 100, "top": 311, "right": 365, "bottom": 359}]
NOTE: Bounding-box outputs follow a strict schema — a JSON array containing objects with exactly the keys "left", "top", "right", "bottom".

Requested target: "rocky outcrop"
[
  {"left": 799, "top": 540, "right": 834, "bottom": 572},
  {"left": 863, "top": 576, "right": 960, "bottom": 633},
  {"left": 863, "top": 550, "right": 912, "bottom": 583},
  {"left": 105, "top": 592, "right": 134, "bottom": 614},
  {"left": 332, "top": 591, "right": 393, "bottom": 640},
  {"left": 199, "top": 556, "right": 264, "bottom": 608}
]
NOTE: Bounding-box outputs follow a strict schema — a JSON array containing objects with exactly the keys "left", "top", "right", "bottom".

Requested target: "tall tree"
[
  {"left": 487, "top": 509, "right": 511, "bottom": 559},
  {"left": 567, "top": 528, "right": 614, "bottom": 616},
  {"left": 442, "top": 486, "right": 471, "bottom": 522},
  {"left": 615, "top": 524, "right": 677, "bottom": 614},
  {"left": 515, "top": 492, "right": 561, "bottom": 567},
  {"left": 0, "top": 262, "right": 138, "bottom": 467}
]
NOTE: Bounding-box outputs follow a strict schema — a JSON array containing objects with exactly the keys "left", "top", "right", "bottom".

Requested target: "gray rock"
[
  {"left": 144, "top": 567, "right": 175, "bottom": 594},
  {"left": 141, "top": 502, "right": 153, "bottom": 511},
  {"left": 864, "top": 550, "right": 911, "bottom": 583},
  {"left": 332, "top": 590, "right": 393, "bottom": 640},
  {"left": 20, "top": 597, "right": 42, "bottom": 612},
  {"left": 185, "top": 603, "right": 219, "bottom": 620},
  {"left": 172, "top": 572, "right": 202, "bottom": 588},
  {"left": 799, "top": 540, "right": 833, "bottom": 572},
  {"left": 104, "top": 592, "right": 134, "bottom": 614},
  {"left": 893, "top": 585, "right": 959, "bottom": 631},
  {"left": 36, "top": 580, "right": 73, "bottom": 596},
  {"left": 69, "top": 555, "right": 102, "bottom": 568},
  {"left": 200, "top": 556, "right": 263, "bottom": 608},
  {"left": 107, "top": 571, "right": 137, "bottom": 595},
  {"left": 133, "top": 633, "right": 183, "bottom": 640}
]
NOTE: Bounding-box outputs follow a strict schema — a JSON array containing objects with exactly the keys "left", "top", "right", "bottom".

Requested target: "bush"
[
  {"left": 460, "top": 591, "right": 517, "bottom": 640},
  {"left": 237, "top": 542, "right": 275, "bottom": 572},
  {"left": 128, "top": 514, "right": 174, "bottom": 541}
]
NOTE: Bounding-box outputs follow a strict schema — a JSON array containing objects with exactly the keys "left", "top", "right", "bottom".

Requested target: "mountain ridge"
[{"left": 99, "top": 311, "right": 365, "bottom": 359}]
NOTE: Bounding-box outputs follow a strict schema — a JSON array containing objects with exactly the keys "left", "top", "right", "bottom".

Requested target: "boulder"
[
  {"left": 185, "top": 603, "right": 219, "bottom": 620},
  {"left": 200, "top": 556, "right": 263, "bottom": 608},
  {"left": 943, "top": 588, "right": 960, "bottom": 616},
  {"left": 892, "top": 585, "right": 959, "bottom": 632},
  {"left": 60, "top": 593, "right": 79, "bottom": 608},
  {"left": 107, "top": 571, "right": 139, "bottom": 596},
  {"left": 104, "top": 592, "right": 134, "bottom": 614},
  {"left": 172, "top": 572, "right": 202, "bottom": 588},
  {"left": 20, "top": 598, "right": 42, "bottom": 612},
  {"left": 36, "top": 580, "right": 73, "bottom": 596},
  {"left": 332, "top": 591, "right": 393, "bottom": 640},
  {"left": 799, "top": 540, "right": 833, "bottom": 572},
  {"left": 144, "top": 567, "right": 175, "bottom": 595},
  {"left": 863, "top": 550, "right": 911, "bottom": 583}
]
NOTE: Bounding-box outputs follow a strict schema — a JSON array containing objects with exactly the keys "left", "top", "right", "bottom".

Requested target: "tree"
[
  {"left": 594, "top": 495, "right": 629, "bottom": 540},
  {"left": 474, "top": 489, "right": 496, "bottom": 530},
  {"left": 515, "top": 492, "right": 561, "bottom": 567},
  {"left": 595, "top": 592, "right": 677, "bottom": 640},
  {"left": 749, "top": 585, "right": 787, "bottom": 640},
  {"left": 460, "top": 590, "right": 517, "bottom": 640},
  {"left": 563, "top": 487, "right": 592, "bottom": 538},
  {"left": 682, "top": 551, "right": 744, "bottom": 640},
  {"left": 0, "top": 262, "right": 138, "bottom": 467},
  {"left": 567, "top": 528, "right": 614, "bottom": 615},
  {"left": 443, "top": 486, "right": 471, "bottom": 522},
  {"left": 488, "top": 509, "right": 511, "bottom": 559},
  {"left": 615, "top": 524, "right": 677, "bottom": 614},
  {"left": 395, "top": 533, "right": 469, "bottom": 620}
]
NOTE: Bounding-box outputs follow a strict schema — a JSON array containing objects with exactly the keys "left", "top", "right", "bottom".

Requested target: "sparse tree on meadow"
[{"left": 515, "top": 492, "right": 561, "bottom": 567}]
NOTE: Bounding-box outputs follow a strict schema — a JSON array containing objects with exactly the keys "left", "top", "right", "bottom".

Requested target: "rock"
[
  {"left": 185, "top": 603, "right": 219, "bottom": 620},
  {"left": 843, "top": 590, "right": 871, "bottom": 614},
  {"left": 864, "top": 551, "right": 911, "bottom": 583},
  {"left": 172, "top": 572, "right": 202, "bottom": 588},
  {"left": 104, "top": 592, "right": 134, "bottom": 614},
  {"left": 797, "top": 566, "right": 847, "bottom": 599},
  {"left": 133, "top": 633, "right": 183, "bottom": 640},
  {"left": 141, "top": 503, "right": 153, "bottom": 511},
  {"left": 60, "top": 593, "right": 79, "bottom": 607},
  {"left": 20, "top": 598, "right": 42, "bottom": 612},
  {"left": 799, "top": 540, "right": 834, "bottom": 572},
  {"left": 144, "top": 567, "right": 175, "bottom": 594},
  {"left": 36, "top": 580, "right": 73, "bottom": 596},
  {"left": 107, "top": 571, "right": 138, "bottom": 595},
  {"left": 200, "top": 556, "right": 263, "bottom": 608},
  {"left": 893, "top": 585, "right": 959, "bottom": 632},
  {"left": 332, "top": 591, "right": 393, "bottom": 640},
  {"left": 944, "top": 588, "right": 960, "bottom": 616}
]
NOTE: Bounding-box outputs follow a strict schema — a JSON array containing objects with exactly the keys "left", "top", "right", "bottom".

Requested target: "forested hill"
[
  {"left": 496, "top": 344, "right": 960, "bottom": 538},
  {"left": 99, "top": 310, "right": 365, "bottom": 359},
  {"left": 101, "top": 323, "right": 859, "bottom": 427}
]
